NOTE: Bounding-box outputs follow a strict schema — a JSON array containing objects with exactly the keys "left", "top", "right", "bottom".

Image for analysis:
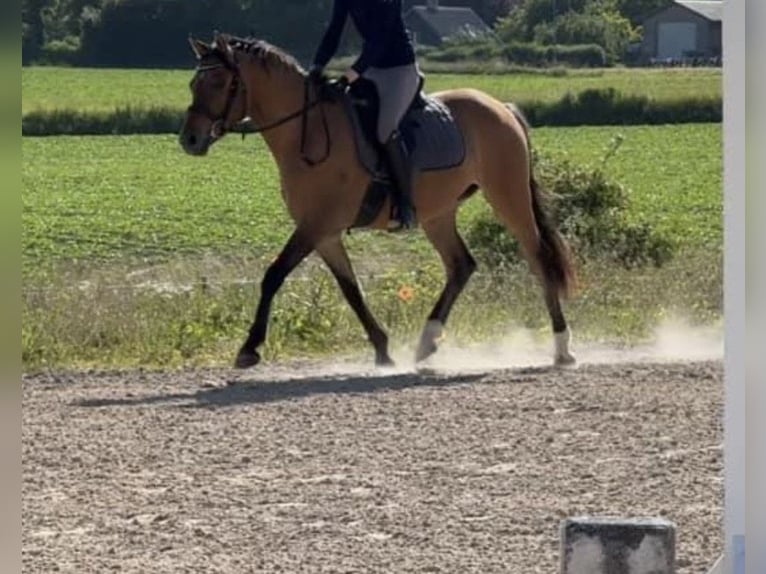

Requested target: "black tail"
[
  {"left": 507, "top": 102, "right": 576, "bottom": 298},
  {"left": 530, "top": 174, "right": 576, "bottom": 298}
]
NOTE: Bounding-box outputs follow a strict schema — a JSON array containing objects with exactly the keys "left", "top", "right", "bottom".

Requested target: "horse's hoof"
[
  {"left": 415, "top": 340, "right": 438, "bottom": 363},
  {"left": 234, "top": 349, "right": 261, "bottom": 369},
  {"left": 376, "top": 354, "right": 395, "bottom": 368},
  {"left": 416, "top": 320, "right": 443, "bottom": 363},
  {"left": 554, "top": 353, "right": 577, "bottom": 368}
]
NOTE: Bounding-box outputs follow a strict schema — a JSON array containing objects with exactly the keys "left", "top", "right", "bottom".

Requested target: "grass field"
[
  {"left": 22, "top": 123, "right": 721, "bottom": 276},
  {"left": 22, "top": 66, "right": 722, "bottom": 114},
  {"left": 22, "top": 109, "right": 722, "bottom": 369}
]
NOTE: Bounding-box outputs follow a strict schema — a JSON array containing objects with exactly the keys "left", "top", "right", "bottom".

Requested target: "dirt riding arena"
[{"left": 23, "top": 353, "right": 723, "bottom": 573}]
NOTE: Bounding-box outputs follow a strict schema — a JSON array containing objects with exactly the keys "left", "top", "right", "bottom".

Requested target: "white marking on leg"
[
  {"left": 423, "top": 319, "right": 444, "bottom": 343},
  {"left": 554, "top": 327, "right": 576, "bottom": 366},
  {"left": 416, "top": 319, "right": 444, "bottom": 362}
]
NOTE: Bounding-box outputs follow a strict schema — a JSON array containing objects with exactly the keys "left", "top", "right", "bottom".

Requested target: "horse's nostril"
[{"left": 188, "top": 134, "right": 198, "bottom": 147}]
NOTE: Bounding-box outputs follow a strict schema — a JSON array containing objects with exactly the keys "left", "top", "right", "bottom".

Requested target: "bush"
[
  {"left": 39, "top": 37, "right": 81, "bottom": 66},
  {"left": 532, "top": 9, "right": 636, "bottom": 64},
  {"left": 425, "top": 40, "right": 504, "bottom": 63},
  {"left": 504, "top": 42, "right": 607, "bottom": 68},
  {"left": 465, "top": 147, "right": 675, "bottom": 270},
  {"left": 504, "top": 42, "right": 549, "bottom": 66},
  {"left": 550, "top": 44, "right": 608, "bottom": 67},
  {"left": 426, "top": 45, "right": 473, "bottom": 63}
]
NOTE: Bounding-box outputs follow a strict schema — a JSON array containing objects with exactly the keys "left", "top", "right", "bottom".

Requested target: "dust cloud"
[{"left": 401, "top": 317, "right": 723, "bottom": 375}]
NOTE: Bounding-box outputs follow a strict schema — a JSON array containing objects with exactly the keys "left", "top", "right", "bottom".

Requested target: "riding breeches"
[{"left": 362, "top": 63, "right": 422, "bottom": 143}]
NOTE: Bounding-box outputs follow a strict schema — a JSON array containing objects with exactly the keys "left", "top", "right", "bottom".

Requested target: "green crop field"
[
  {"left": 22, "top": 66, "right": 722, "bottom": 115},
  {"left": 22, "top": 123, "right": 721, "bottom": 275}
]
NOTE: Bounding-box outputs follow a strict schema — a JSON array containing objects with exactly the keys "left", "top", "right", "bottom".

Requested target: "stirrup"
[
  {"left": 387, "top": 219, "right": 413, "bottom": 233},
  {"left": 386, "top": 205, "right": 416, "bottom": 232},
  {"left": 387, "top": 219, "right": 406, "bottom": 232}
]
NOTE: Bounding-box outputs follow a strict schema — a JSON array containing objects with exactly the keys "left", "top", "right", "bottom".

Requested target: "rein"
[{"left": 191, "top": 58, "right": 332, "bottom": 166}]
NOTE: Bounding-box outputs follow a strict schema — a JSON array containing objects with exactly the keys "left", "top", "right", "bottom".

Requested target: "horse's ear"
[
  {"left": 188, "top": 36, "right": 209, "bottom": 60},
  {"left": 213, "top": 32, "right": 235, "bottom": 66}
]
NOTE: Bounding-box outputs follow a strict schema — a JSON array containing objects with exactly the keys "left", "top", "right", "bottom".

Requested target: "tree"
[
  {"left": 22, "top": 0, "right": 49, "bottom": 63},
  {"left": 240, "top": 0, "right": 337, "bottom": 63},
  {"left": 78, "top": 0, "right": 246, "bottom": 67},
  {"left": 76, "top": 0, "right": 336, "bottom": 68},
  {"left": 496, "top": 0, "right": 590, "bottom": 42},
  {"left": 532, "top": 1, "right": 637, "bottom": 60},
  {"left": 496, "top": 0, "right": 639, "bottom": 63},
  {"left": 615, "top": 0, "right": 672, "bottom": 26}
]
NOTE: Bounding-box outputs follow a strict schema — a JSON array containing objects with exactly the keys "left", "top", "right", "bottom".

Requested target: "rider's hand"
[
  {"left": 321, "top": 76, "right": 349, "bottom": 99},
  {"left": 343, "top": 68, "right": 360, "bottom": 84}
]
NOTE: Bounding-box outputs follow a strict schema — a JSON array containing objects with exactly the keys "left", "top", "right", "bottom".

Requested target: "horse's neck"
[{"left": 241, "top": 59, "right": 305, "bottom": 160}]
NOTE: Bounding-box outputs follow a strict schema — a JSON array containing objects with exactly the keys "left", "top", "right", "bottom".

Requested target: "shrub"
[
  {"left": 424, "top": 40, "right": 504, "bottom": 63},
  {"left": 39, "top": 36, "right": 81, "bottom": 66},
  {"left": 550, "top": 44, "right": 608, "bottom": 67},
  {"left": 532, "top": 9, "right": 636, "bottom": 64},
  {"left": 504, "top": 42, "right": 607, "bottom": 68},
  {"left": 426, "top": 45, "right": 473, "bottom": 63},
  {"left": 465, "top": 146, "right": 675, "bottom": 270}
]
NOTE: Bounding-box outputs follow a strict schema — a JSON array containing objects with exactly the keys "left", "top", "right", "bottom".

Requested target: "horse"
[{"left": 179, "top": 32, "right": 577, "bottom": 370}]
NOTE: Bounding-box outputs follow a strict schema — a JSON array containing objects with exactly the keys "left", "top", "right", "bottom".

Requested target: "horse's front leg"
[
  {"left": 416, "top": 213, "right": 476, "bottom": 363},
  {"left": 316, "top": 236, "right": 394, "bottom": 367},
  {"left": 235, "top": 230, "right": 314, "bottom": 369}
]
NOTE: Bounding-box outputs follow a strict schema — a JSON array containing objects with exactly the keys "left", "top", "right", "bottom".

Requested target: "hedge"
[
  {"left": 523, "top": 88, "right": 722, "bottom": 126},
  {"left": 504, "top": 42, "right": 608, "bottom": 68},
  {"left": 421, "top": 42, "right": 609, "bottom": 69},
  {"left": 22, "top": 89, "right": 721, "bottom": 136},
  {"left": 22, "top": 107, "right": 183, "bottom": 136}
]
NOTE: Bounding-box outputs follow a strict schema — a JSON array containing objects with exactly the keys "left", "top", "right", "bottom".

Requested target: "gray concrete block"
[{"left": 560, "top": 516, "right": 676, "bottom": 574}]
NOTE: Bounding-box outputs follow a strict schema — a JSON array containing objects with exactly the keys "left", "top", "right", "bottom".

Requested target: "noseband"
[{"left": 188, "top": 53, "right": 331, "bottom": 165}]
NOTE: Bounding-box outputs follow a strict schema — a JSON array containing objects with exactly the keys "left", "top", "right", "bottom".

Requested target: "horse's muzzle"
[{"left": 179, "top": 130, "right": 213, "bottom": 156}]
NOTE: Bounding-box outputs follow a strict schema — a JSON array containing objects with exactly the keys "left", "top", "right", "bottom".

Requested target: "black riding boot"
[{"left": 382, "top": 131, "right": 416, "bottom": 231}]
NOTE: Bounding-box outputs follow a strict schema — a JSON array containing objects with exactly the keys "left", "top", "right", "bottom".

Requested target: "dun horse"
[{"left": 179, "top": 33, "right": 577, "bottom": 369}]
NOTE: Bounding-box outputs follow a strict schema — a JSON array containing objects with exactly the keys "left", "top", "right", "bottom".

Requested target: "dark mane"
[{"left": 216, "top": 35, "right": 305, "bottom": 74}]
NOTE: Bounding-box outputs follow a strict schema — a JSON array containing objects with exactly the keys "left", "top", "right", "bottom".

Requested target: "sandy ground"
[{"left": 23, "top": 348, "right": 723, "bottom": 574}]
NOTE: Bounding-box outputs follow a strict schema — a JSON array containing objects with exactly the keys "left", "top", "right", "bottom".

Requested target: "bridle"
[
  {"left": 188, "top": 59, "right": 244, "bottom": 140},
  {"left": 188, "top": 53, "right": 331, "bottom": 166}
]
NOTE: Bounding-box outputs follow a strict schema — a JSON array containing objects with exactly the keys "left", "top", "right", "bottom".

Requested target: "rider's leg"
[
  {"left": 381, "top": 130, "right": 415, "bottom": 230},
  {"left": 363, "top": 65, "right": 421, "bottom": 230}
]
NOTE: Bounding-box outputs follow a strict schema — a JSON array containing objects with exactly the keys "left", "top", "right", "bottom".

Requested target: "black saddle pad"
[{"left": 343, "top": 78, "right": 466, "bottom": 178}]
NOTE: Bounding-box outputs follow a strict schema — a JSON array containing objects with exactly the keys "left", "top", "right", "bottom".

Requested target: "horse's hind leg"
[
  {"left": 316, "top": 237, "right": 394, "bottom": 366},
  {"left": 235, "top": 229, "right": 314, "bottom": 369},
  {"left": 538, "top": 242, "right": 576, "bottom": 366},
  {"left": 483, "top": 173, "right": 576, "bottom": 367},
  {"left": 415, "top": 212, "right": 477, "bottom": 363}
]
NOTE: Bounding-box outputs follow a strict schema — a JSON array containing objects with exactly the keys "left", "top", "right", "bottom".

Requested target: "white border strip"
[{"left": 722, "top": 0, "right": 746, "bottom": 572}]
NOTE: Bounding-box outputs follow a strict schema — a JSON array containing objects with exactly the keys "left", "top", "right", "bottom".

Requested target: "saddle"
[{"left": 332, "top": 77, "right": 466, "bottom": 229}]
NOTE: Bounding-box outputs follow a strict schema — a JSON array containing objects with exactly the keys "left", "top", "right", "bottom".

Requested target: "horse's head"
[{"left": 180, "top": 33, "right": 247, "bottom": 156}]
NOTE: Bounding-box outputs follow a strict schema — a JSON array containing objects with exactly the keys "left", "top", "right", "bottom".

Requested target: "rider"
[{"left": 309, "top": 0, "right": 421, "bottom": 231}]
